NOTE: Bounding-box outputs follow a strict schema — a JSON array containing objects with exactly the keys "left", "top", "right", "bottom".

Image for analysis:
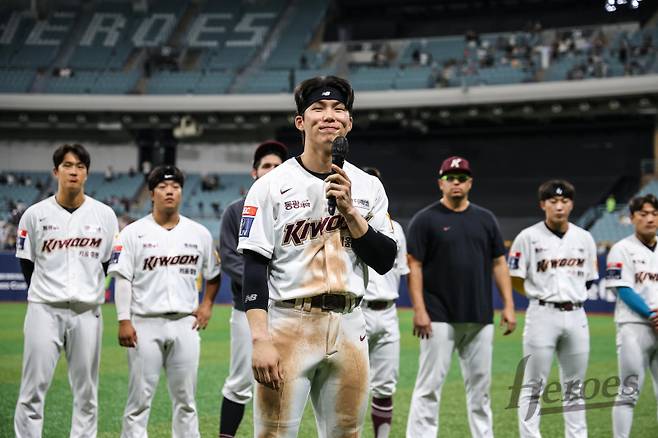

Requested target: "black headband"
[
  {"left": 148, "top": 166, "right": 184, "bottom": 190},
  {"left": 541, "top": 184, "right": 573, "bottom": 201},
  {"left": 300, "top": 86, "right": 347, "bottom": 114}
]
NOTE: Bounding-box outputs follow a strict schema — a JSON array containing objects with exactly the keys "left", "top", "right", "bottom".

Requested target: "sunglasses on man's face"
[{"left": 441, "top": 174, "right": 470, "bottom": 183}]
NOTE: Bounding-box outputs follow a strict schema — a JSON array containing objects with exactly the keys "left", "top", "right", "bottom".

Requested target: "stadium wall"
[{"left": 0, "top": 141, "right": 138, "bottom": 171}]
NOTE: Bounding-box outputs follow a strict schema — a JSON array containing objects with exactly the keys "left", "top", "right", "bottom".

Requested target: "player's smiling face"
[
  {"left": 151, "top": 180, "right": 182, "bottom": 214},
  {"left": 541, "top": 196, "right": 573, "bottom": 224},
  {"left": 632, "top": 203, "right": 658, "bottom": 239},
  {"left": 53, "top": 151, "right": 87, "bottom": 192},
  {"left": 295, "top": 99, "right": 352, "bottom": 150}
]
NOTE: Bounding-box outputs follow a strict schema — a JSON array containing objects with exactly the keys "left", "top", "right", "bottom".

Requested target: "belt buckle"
[{"left": 318, "top": 294, "right": 327, "bottom": 311}]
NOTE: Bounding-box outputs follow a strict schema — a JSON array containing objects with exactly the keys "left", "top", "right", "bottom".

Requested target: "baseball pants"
[
  {"left": 254, "top": 304, "right": 370, "bottom": 438},
  {"left": 121, "top": 314, "right": 200, "bottom": 438},
  {"left": 14, "top": 302, "right": 102, "bottom": 438},
  {"left": 221, "top": 308, "right": 254, "bottom": 404},
  {"left": 407, "top": 322, "right": 494, "bottom": 438},
  {"left": 612, "top": 322, "right": 658, "bottom": 438},
  {"left": 518, "top": 301, "right": 589, "bottom": 438},
  {"left": 363, "top": 305, "right": 400, "bottom": 398}
]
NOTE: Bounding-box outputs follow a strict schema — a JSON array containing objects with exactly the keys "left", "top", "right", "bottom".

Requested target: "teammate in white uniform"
[
  {"left": 509, "top": 180, "right": 598, "bottom": 438},
  {"left": 14, "top": 144, "right": 119, "bottom": 438},
  {"left": 237, "top": 76, "right": 397, "bottom": 437},
  {"left": 360, "top": 167, "right": 409, "bottom": 438},
  {"left": 108, "top": 165, "right": 221, "bottom": 438},
  {"left": 218, "top": 140, "right": 288, "bottom": 438},
  {"left": 606, "top": 194, "right": 658, "bottom": 438}
]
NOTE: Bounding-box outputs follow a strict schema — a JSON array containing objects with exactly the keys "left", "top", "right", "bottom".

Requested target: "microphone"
[{"left": 328, "top": 136, "right": 349, "bottom": 215}]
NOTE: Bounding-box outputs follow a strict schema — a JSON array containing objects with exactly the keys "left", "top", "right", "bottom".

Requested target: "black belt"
[
  {"left": 277, "top": 294, "right": 362, "bottom": 314},
  {"left": 538, "top": 300, "right": 583, "bottom": 311},
  {"left": 363, "top": 300, "right": 395, "bottom": 311}
]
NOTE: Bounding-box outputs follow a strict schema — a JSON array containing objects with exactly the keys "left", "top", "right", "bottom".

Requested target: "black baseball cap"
[
  {"left": 147, "top": 165, "right": 185, "bottom": 190},
  {"left": 253, "top": 140, "right": 288, "bottom": 169}
]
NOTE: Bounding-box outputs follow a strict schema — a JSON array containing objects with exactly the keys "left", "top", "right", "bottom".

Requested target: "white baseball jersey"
[
  {"left": 237, "top": 158, "right": 395, "bottom": 301},
  {"left": 508, "top": 221, "right": 598, "bottom": 302},
  {"left": 108, "top": 214, "right": 220, "bottom": 316},
  {"left": 15, "top": 195, "right": 118, "bottom": 304},
  {"left": 364, "top": 220, "right": 409, "bottom": 301},
  {"left": 606, "top": 234, "right": 658, "bottom": 324}
]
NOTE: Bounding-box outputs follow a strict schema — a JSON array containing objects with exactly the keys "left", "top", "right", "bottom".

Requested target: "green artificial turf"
[{"left": 0, "top": 303, "right": 655, "bottom": 437}]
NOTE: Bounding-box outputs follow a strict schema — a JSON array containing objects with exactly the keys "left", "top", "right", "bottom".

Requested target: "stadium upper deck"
[{"left": 0, "top": 0, "right": 656, "bottom": 95}]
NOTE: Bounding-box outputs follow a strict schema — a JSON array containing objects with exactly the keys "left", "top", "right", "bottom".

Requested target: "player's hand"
[
  {"left": 500, "top": 305, "right": 517, "bottom": 336},
  {"left": 192, "top": 303, "right": 212, "bottom": 330},
  {"left": 325, "top": 164, "right": 355, "bottom": 216},
  {"left": 252, "top": 338, "right": 285, "bottom": 390},
  {"left": 413, "top": 308, "right": 433, "bottom": 339},
  {"left": 118, "top": 320, "right": 137, "bottom": 348},
  {"left": 649, "top": 309, "right": 658, "bottom": 331}
]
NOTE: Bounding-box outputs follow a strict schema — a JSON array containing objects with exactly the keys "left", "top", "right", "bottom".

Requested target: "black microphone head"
[{"left": 331, "top": 136, "right": 349, "bottom": 158}]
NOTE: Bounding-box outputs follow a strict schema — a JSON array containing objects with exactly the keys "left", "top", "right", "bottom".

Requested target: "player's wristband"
[
  {"left": 351, "top": 225, "right": 397, "bottom": 275},
  {"left": 242, "top": 250, "right": 270, "bottom": 311}
]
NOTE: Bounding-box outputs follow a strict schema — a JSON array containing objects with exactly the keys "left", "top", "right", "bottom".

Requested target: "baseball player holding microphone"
[
  {"left": 509, "top": 180, "right": 598, "bottom": 438},
  {"left": 606, "top": 194, "right": 658, "bottom": 438},
  {"left": 14, "top": 144, "right": 119, "bottom": 437},
  {"left": 218, "top": 140, "right": 288, "bottom": 438},
  {"left": 108, "top": 165, "right": 220, "bottom": 438},
  {"left": 361, "top": 166, "right": 409, "bottom": 438},
  {"left": 237, "top": 75, "right": 397, "bottom": 437}
]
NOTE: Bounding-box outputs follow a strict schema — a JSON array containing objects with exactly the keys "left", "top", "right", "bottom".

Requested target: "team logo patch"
[
  {"left": 239, "top": 205, "right": 258, "bottom": 238},
  {"left": 605, "top": 262, "right": 622, "bottom": 280},
  {"left": 17, "top": 229, "right": 27, "bottom": 251},
  {"left": 508, "top": 252, "right": 521, "bottom": 270},
  {"left": 110, "top": 245, "right": 123, "bottom": 264}
]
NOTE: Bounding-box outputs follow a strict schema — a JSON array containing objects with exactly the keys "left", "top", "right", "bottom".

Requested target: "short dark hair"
[
  {"left": 294, "top": 75, "right": 354, "bottom": 116},
  {"left": 538, "top": 179, "right": 575, "bottom": 201},
  {"left": 52, "top": 144, "right": 90, "bottom": 170},
  {"left": 147, "top": 165, "right": 185, "bottom": 191},
  {"left": 253, "top": 140, "right": 288, "bottom": 169},
  {"left": 629, "top": 194, "right": 658, "bottom": 214},
  {"left": 362, "top": 166, "right": 382, "bottom": 181}
]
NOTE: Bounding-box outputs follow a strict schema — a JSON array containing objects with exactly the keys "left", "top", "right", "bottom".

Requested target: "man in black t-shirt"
[{"left": 405, "top": 156, "right": 516, "bottom": 438}]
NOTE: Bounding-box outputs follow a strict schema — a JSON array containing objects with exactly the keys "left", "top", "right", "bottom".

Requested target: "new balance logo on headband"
[{"left": 322, "top": 91, "right": 331, "bottom": 96}]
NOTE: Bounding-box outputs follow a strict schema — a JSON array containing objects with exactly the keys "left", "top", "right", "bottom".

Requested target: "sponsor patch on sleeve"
[
  {"left": 239, "top": 206, "right": 258, "bottom": 237},
  {"left": 605, "top": 262, "right": 622, "bottom": 280},
  {"left": 239, "top": 217, "right": 255, "bottom": 238},
  {"left": 110, "top": 245, "right": 122, "bottom": 264},
  {"left": 242, "top": 206, "right": 258, "bottom": 216},
  {"left": 508, "top": 251, "right": 521, "bottom": 270},
  {"left": 17, "top": 229, "right": 27, "bottom": 251}
]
